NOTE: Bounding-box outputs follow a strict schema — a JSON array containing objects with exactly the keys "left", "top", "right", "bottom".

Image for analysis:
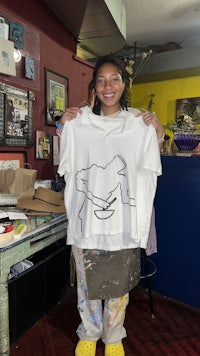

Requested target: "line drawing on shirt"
[{"left": 75, "top": 154, "right": 136, "bottom": 231}]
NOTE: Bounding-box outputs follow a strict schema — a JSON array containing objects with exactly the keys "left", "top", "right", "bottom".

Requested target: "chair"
[{"left": 140, "top": 249, "right": 157, "bottom": 318}]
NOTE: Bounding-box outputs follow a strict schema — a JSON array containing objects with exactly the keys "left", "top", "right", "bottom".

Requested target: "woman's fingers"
[{"left": 61, "top": 107, "right": 82, "bottom": 123}]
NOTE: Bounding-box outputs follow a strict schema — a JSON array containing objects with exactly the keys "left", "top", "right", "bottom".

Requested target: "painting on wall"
[
  {"left": 176, "top": 97, "right": 200, "bottom": 123},
  {"left": 0, "top": 38, "right": 16, "bottom": 76},
  {"left": 24, "top": 57, "right": 35, "bottom": 80},
  {"left": 52, "top": 135, "right": 60, "bottom": 166},
  {"left": 0, "top": 151, "right": 27, "bottom": 170},
  {"left": 45, "top": 68, "right": 68, "bottom": 126},
  {"left": 36, "top": 130, "right": 51, "bottom": 159},
  {"left": 0, "top": 82, "right": 34, "bottom": 147},
  {"left": 5, "top": 93, "right": 29, "bottom": 138},
  {"left": 9, "top": 22, "right": 24, "bottom": 49}
]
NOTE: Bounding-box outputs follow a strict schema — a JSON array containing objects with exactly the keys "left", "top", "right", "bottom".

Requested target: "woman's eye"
[
  {"left": 111, "top": 77, "right": 120, "bottom": 83},
  {"left": 96, "top": 76, "right": 120, "bottom": 86},
  {"left": 96, "top": 79, "right": 104, "bottom": 85}
]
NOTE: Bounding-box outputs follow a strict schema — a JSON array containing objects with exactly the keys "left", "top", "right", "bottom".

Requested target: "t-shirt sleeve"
[
  {"left": 57, "top": 120, "right": 71, "bottom": 177},
  {"left": 141, "top": 125, "right": 162, "bottom": 176}
]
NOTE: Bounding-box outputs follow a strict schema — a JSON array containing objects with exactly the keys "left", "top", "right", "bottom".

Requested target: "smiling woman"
[
  {"left": 94, "top": 63, "right": 125, "bottom": 116},
  {"left": 58, "top": 54, "right": 162, "bottom": 356},
  {"left": 91, "top": 56, "right": 127, "bottom": 116}
]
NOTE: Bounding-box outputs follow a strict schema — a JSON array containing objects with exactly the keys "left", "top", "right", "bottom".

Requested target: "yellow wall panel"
[{"left": 131, "top": 76, "right": 200, "bottom": 129}]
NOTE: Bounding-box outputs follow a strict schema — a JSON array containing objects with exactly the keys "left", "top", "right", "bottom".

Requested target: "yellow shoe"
[
  {"left": 105, "top": 342, "right": 125, "bottom": 356},
  {"left": 75, "top": 340, "right": 96, "bottom": 356}
]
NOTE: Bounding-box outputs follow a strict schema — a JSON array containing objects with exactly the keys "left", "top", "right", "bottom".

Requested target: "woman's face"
[{"left": 95, "top": 63, "right": 125, "bottom": 115}]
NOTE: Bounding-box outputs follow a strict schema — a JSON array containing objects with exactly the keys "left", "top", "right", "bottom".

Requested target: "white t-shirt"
[{"left": 58, "top": 106, "right": 162, "bottom": 251}]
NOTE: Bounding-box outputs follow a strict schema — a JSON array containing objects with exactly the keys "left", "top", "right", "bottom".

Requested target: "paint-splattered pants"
[{"left": 72, "top": 245, "right": 129, "bottom": 344}]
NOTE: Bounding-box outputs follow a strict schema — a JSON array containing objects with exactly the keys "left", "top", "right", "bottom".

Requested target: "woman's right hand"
[{"left": 61, "top": 107, "right": 82, "bottom": 125}]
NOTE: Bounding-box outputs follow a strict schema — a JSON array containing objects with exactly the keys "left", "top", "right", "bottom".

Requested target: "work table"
[{"left": 0, "top": 213, "right": 68, "bottom": 356}]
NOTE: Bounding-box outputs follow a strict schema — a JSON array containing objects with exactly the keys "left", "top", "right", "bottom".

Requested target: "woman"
[{"left": 58, "top": 55, "right": 163, "bottom": 356}]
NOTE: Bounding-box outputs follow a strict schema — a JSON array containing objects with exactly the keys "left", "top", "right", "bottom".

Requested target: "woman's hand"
[
  {"left": 136, "top": 111, "right": 164, "bottom": 141},
  {"left": 60, "top": 107, "right": 82, "bottom": 125},
  {"left": 56, "top": 107, "right": 82, "bottom": 137}
]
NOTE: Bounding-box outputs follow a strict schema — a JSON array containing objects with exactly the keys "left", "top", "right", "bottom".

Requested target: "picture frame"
[
  {"left": 0, "top": 82, "right": 35, "bottom": 147},
  {"left": 0, "top": 151, "right": 27, "bottom": 170},
  {"left": 9, "top": 22, "right": 24, "bottom": 49},
  {"left": 36, "top": 130, "right": 51, "bottom": 159},
  {"left": 24, "top": 57, "right": 35, "bottom": 80},
  {"left": 52, "top": 135, "right": 60, "bottom": 166},
  {"left": 44, "top": 68, "right": 68, "bottom": 126},
  {"left": 0, "top": 38, "right": 16, "bottom": 76},
  {"left": 176, "top": 97, "right": 200, "bottom": 123}
]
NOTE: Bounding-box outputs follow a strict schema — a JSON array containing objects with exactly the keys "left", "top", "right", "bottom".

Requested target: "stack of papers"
[
  {"left": 0, "top": 193, "right": 19, "bottom": 206},
  {"left": 0, "top": 211, "right": 27, "bottom": 220}
]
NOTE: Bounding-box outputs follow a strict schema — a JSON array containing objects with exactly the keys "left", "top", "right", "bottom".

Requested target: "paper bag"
[{"left": 0, "top": 168, "right": 37, "bottom": 197}]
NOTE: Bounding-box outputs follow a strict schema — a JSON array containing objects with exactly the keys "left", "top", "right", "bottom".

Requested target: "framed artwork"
[
  {"left": 9, "top": 22, "right": 24, "bottom": 49},
  {"left": 44, "top": 68, "right": 68, "bottom": 126},
  {"left": 36, "top": 130, "right": 51, "bottom": 159},
  {"left": 0, "top": 151, "right": 27, "bottom": 170},
  {"left": 24, "top": 57, "right": 35, "bottom": 80},
  {"left": 0, "top": 82, "right": 35, "bottom": 147},
  {"left": 176, "top": 97, "right": 200, "bottom": 123},
  {"left": 52, "top": 135, "right": 60, "bottom": 166},
  {"left": 0, "top": 16, "right": 9, "bottom": 40},
  {"left": 0, "top": 38, "right": 16, "bottom": 76}
]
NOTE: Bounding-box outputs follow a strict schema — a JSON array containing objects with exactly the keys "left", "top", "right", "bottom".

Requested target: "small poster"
[
  {"left": 0, "top": 16, "right": 9, "bottom": 40},
  {"left": 53, "top": 136, "right": 60, "bottom": 166},
  {"left": 5, "top": 94, "right": 29, "bottom": 138},
  {"left": 25, "top": 57, "right": 35, "bottom": 79},
  {"left": 0, "top": 38, "right": 16, "bottom": 76},
  {"left": 9, "top": 22, "right": 24, "bottom": 49},
  {"left": 36, "top": 130, "right": 51, "bottom": 159}
]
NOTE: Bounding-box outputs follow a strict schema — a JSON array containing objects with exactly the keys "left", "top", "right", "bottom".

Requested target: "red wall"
[{"left": 0, "top": 0, "right": 93, "bottom": 179}]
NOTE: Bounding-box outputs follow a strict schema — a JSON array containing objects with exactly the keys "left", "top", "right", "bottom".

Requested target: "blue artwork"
[
  {"left": 25, "top": 57, "right": 35, "bottom": 80},
  {"left": 9, "top": 22, "right": 24, "bottom": 49}
]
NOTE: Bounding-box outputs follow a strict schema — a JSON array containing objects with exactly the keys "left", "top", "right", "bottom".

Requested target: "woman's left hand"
[{"left": 136, "top": 111, "right": 164, "bottom": 141}]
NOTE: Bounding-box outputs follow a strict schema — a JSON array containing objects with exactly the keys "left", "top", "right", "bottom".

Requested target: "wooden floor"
[{"left": 10, "top": 285, "right": 200, "bottom": 356}]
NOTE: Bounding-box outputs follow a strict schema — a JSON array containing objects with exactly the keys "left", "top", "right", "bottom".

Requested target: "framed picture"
[
  {"left": 44, "top": 68, "right": 68, "bottom": 126},
  {"left": 52, "top": 135, "right": 60, "bottom": 166},
  {"left": 0, "top": 151, "right": 27, "bottom": 170},
  {"left": 9, "top": 22, "right": 24, "bottom": 49},
  {"left": 24, "top": 57, "right": 35, "bottom": 80},
  {"left": 176, "top": 97, "right": 200, "bottom": 123},
  {"left": 36, "top": 130, "right": 51, "bottom": 159},
  {"left": 0, "top": 38, "right": 16, "bottom": 76},
  {"left": 0, "top": 82, "right": 35, "bottom": 147}
]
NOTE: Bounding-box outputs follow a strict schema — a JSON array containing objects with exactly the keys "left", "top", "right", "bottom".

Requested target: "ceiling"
[
  {"left": 121, "top": 0, "right": 200, "bottom": 56},
  {"left": 45, "top": 0, "right": 200, "bottom": 60}
]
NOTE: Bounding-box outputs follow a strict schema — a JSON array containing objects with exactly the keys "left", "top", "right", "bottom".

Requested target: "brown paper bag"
[
  {"left": 0, "top": 169, "right": 15, "bottom": 193},
  {"left": 0, "top": 168, "right": 37, "bottom": 197}
]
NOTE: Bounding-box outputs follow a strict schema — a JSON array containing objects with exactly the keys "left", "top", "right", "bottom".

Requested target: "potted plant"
[{"left": 164, "top": 114, "right": 200, "bottom": 151}]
